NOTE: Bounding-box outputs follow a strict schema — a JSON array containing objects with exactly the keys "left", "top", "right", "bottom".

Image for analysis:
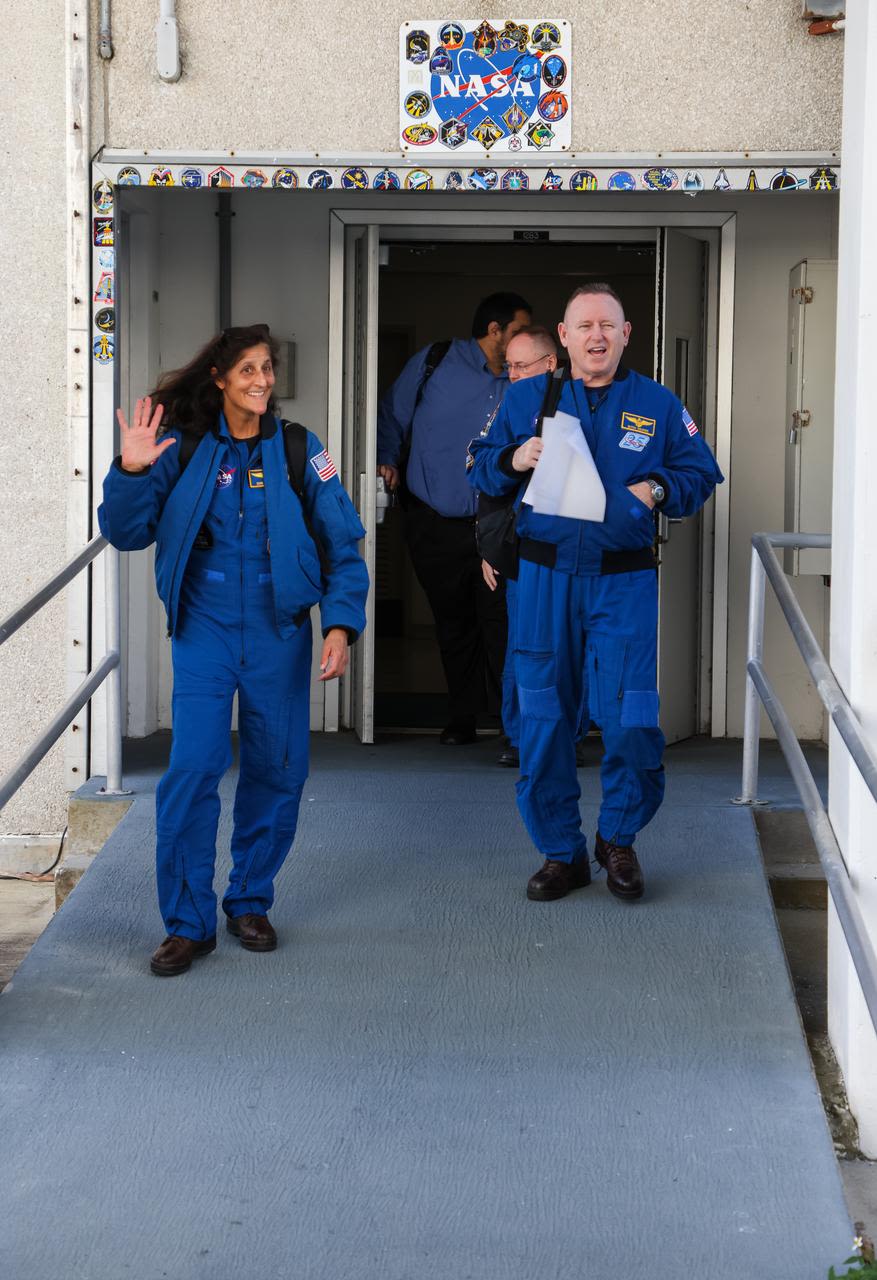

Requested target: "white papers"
[{"left": 522, "top": 411, "right": 606, "bottom": 522}]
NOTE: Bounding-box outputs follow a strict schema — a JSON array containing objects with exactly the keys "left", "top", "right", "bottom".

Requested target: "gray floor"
[{"left": 0, "top": 736, "right": 854, "bottom": 1279}]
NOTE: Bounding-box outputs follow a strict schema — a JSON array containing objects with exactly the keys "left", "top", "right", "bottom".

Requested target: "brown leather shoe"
[
  {"left": 526, "top": 858, "right": 591, "bottom": 901},
  {"left": 226, "top": 913, "right": 277, "bottom": 952},
  {"left": 150, "top": 934, "right": 216, "bottom": 977},
  {"left": 594, "top": 832, "right": 644, "bottom": 901}
]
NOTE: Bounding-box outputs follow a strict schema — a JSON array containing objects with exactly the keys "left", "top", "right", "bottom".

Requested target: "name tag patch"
[
  {"left": 619, "top": 431, "right": 649, "bottom": 452},
  {"left": 620, "top": 411, "right": 656, "bottom": 437},
  {"left": 247, "top": 468, "right": 264, "bottom": 489}
]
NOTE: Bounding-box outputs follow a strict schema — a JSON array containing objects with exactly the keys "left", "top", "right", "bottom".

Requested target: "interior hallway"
[{"left": 0, "top": 735, "right": 853, "bottom": 1279}]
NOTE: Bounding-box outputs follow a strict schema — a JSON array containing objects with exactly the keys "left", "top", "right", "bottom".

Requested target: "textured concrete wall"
[
  {"left": 0, "top": 8, "right": 69, "bottom": 835},
  {"left": 95, "top": 0, "right": 843, "bottom": 153}
]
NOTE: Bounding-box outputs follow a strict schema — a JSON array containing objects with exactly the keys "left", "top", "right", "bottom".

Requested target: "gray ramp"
[{"left": 0, "top": 737, "right": 852, "bottom": 1279}]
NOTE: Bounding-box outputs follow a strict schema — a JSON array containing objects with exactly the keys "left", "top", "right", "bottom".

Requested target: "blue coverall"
[
  {"left": 468, "top": 368, "right": 723, "bottom": 863},
  {"left": 99, "top": 416, "right": 368, "bottom": 939}
]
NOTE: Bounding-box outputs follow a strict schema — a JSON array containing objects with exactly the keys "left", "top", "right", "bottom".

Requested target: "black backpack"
[{"left": 475, "top": 366, "right": 567, "bottom": 580}]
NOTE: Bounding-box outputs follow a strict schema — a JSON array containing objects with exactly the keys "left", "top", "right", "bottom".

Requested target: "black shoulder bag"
[{"left": 475, "top": 366, "right": 567, "bottom": 580}]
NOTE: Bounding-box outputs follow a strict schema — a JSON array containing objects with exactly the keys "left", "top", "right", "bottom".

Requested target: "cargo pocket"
[
  {"left": 620, "top": 690, "right": 660, "bottom": 728},
  {"left": 336, "top": 492, "right": 366, "bottom": 540},
  {"left": 586, "top": 639, "right": 627, "bottom": 728},
  {"left": 516, "top": 650, "right": 563, "bottom": 722},
  {"left": 297, "top": 546, "right": 323, "bottom": 591}
]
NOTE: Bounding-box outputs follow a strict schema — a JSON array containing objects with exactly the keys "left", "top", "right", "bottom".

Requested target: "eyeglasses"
[{"left": 502, "top": 354, "right": 553, "bottom": 373}]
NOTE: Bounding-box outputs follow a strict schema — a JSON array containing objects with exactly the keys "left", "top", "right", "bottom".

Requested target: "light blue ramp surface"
[{"left": 0, "top": 737, "right": 851, "bottom": 1279}]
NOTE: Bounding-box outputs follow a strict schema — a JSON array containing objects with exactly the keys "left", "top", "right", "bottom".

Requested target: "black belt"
[
  {"left": 519, "top": 538, "right": 657, "bottom": 575},
  {"left": 405, "top": 492, "right": 476, "bottom": 523}
]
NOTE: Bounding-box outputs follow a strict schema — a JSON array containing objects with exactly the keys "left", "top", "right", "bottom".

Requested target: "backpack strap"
[
  {"left": 535, "top": 366, "right": 568, "bottom": 437},
  {"left": 175, "top": 426, "right": 201, "bottom": 473},
  {"left": 279, "top": 419, "right": 308, "bottom": 497},
  {"left": 281, "top": 419, "right": 330, "bottom": 576},
  {"left": 413, "top": 339, "right": 451, "bottom": 412}
]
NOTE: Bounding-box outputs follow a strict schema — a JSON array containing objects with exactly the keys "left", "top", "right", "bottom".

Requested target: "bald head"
[
  {"left": 504, "top": 326, "right": 559, "bottom": 382},
  {"left": 558, "top": 286, "right": 631, "bottom": 386}
]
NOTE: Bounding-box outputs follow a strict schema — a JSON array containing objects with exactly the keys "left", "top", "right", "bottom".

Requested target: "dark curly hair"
[{"left": 150, "top": 324, "right": 280, "bottom": 437}]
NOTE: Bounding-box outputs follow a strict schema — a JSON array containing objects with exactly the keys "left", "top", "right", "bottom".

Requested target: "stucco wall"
[
  {"left": 0, "top": 9, "right": 69, "bottom": 835},
  {"left": 94, "top": 1, "right": 843, "bottom": 154}
]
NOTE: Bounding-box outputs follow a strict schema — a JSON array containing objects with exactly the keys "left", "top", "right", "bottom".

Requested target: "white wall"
[
  {"left": 827, "top": 0, "right": 877, "bottom": 1157},
  {"left": 725, "top": 197, "right": 838, "bottom": 739}
]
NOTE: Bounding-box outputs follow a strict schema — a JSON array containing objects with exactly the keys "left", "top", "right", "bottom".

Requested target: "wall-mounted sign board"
[{"left": 400, "top": 19, "right": 571, "bottom": 155}]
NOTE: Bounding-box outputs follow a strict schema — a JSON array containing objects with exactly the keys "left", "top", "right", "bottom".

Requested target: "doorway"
[{"left": 372, "top": 238, "right": 659, "bottom": 733}]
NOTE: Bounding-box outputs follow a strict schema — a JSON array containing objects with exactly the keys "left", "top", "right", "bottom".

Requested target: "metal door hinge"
[
  {"left": 793, "top": 286, "right": 814, "bottom": 303},
  {"left": 789, "top": 408, "right": 812, "bottom": 443}
]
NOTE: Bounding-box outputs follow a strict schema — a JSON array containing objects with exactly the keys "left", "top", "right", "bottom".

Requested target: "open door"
[
  {"left": 343, "top": 225, "right": 380, "bottom": 742},
  {"left": 656, "top": 228, "right": 706, "bottom": 744}
]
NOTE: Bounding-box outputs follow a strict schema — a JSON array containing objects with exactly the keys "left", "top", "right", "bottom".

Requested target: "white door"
[
  {"left": 342, "top": 225, "right": 380, "bottom": 743},
  {"left": 656, "top": 228, "right": 706, "bottom": 744}
]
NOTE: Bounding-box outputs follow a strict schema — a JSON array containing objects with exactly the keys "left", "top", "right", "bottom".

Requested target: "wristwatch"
[{"left": 646, "top": 477, "right": 666, "bottom": 506}]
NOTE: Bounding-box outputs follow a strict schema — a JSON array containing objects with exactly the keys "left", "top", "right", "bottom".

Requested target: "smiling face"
[
  {"left": 558, "top": 291, "right": 631, "bottom": 386},
  {"left": 214, "top": 343, "right": 275, "bottom": 421}
]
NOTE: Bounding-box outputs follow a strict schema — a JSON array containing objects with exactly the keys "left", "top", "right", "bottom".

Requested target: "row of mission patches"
[
  {"left": 96, "top": 163, "right": 839, "bottom": 194},
  {"left": 89, "top": 161, "right": 839, "bottom": 367}
]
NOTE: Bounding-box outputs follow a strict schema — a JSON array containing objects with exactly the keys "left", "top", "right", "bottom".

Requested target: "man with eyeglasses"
[
  {"left": 481, "top": 326, "right": 558, "bottom": 767},
  {"left": 377, "top": 292, "right": 531, "bottom": 745}
]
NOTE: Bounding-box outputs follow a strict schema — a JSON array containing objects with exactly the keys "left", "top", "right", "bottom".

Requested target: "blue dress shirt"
[{"left": 377, "top": 337, "right": 508, "bottom": 518}]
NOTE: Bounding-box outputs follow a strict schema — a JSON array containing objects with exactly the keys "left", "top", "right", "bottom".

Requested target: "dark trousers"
[{"left": 404, "top": 499, "right": 508, "bottom": 725}]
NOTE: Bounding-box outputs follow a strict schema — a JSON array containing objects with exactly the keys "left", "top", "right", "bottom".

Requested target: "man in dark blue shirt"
[{"left": 377, "top": 292, "right": 531, "bottom": 743}]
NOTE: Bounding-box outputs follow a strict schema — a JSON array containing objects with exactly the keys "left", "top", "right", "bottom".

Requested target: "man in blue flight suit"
[
  {"left": 377, "top": 292, "right": 531, "bottom": 744},
  {"left": 468, "top": 283, "right": 723, "bottom": 902}
]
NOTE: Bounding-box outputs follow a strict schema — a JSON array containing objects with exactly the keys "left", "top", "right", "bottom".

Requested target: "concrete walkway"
[{"left": 0, "top": 736, "right": 853, "bottom": 1279}]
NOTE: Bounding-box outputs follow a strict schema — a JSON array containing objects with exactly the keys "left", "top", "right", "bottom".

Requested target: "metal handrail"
[
  {"left": 737, "top": 532, "right": 877, "bottom": 1035},
  {"left": 0, "top": 535, "right": 124, "bottom": 810}
]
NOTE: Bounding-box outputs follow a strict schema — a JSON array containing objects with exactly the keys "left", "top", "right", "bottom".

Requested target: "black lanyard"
[{"left": 570, "top": 380, "right": 611, "bottom": 452}]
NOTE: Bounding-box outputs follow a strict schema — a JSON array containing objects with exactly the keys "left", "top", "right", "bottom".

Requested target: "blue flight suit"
[
  {"left": 501, "top": 579, "right": 589, "bottom": 753},
  {"left": 501, "top": 578, "right": 520, "bottom": 746},
  {"left": 99, "top": 415, "right": 368, "bottom": 939},
  {"left": 468, "top": 367, "right": 723, "bottom": 862}
]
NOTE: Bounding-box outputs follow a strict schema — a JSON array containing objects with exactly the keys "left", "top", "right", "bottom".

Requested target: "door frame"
[{"left": 328, "top": 207, "right": 736, "bottom": 738}]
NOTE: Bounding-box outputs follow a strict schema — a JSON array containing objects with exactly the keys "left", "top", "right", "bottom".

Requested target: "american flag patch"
[
  {"left": 309, "top": 449, "right": 337, "bottom": 482},
  {"left": 682, "top": 406, "right": 699, "bottom": 437}
]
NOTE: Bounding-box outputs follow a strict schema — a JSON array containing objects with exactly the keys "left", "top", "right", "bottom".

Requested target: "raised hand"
[{"left": 118, "top": 397, "right": 176, "bottom": 472}]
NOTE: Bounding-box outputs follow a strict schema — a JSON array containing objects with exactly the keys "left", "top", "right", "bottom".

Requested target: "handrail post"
[
  {"left": 103, "top": 546, "right": 126, "bottom": 796},
  {"left": 735, "top": 541, "right": 767, "bottom": 804}
]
